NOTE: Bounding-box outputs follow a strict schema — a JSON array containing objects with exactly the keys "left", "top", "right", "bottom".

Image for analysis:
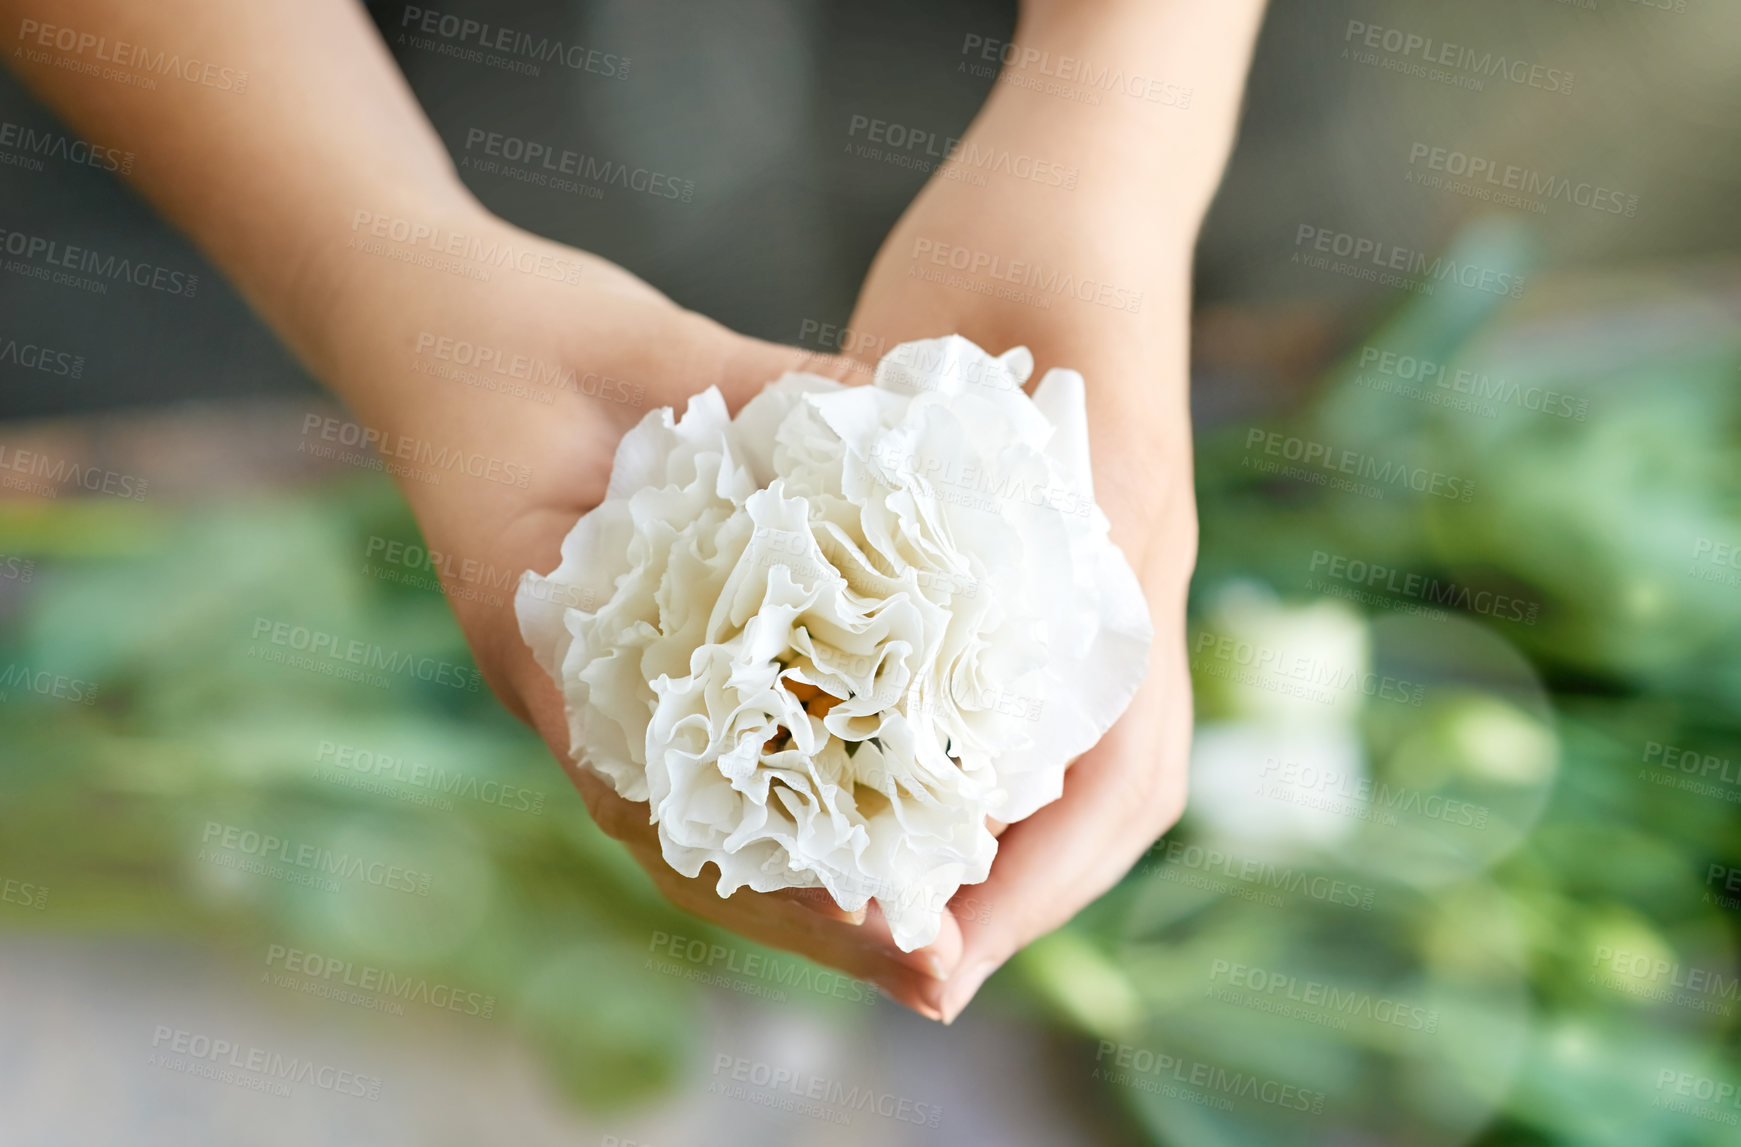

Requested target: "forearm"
[
  {"left": 855, "top": 0, "right": 1264, "bottom": 355},
  {"left": 0, "top": 0, "right": 479, "bottom": 398},
  {"left": 1009, "top": 0, "right": 1268, "bottom": 233}
]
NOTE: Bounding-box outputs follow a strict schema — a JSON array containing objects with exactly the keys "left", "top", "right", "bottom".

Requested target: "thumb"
[{"left": 706, "top": 325, "right": 877, "bottom": 407}]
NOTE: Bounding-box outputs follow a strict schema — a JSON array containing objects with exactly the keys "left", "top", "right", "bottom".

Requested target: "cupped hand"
[
  {"left": 839, "top": 19, "right": 1217, "bottom": 1018},
  {"left": 843, "top": 280, "right": 1201, "bottom": 1024},
  {"left": 310, "top": 202, "right": 963, "bottom": 1017}
]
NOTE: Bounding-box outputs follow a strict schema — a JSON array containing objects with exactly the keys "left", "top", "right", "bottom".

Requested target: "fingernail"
[
  {"left": 914, "top": 975, "right": 946, "bottom": 1019},
  {"left": 940, "top": 959, "right": 998, "bottom": 1025},
  {"left": 878, "top": 978, "right": 944, "bottom": 1023},
  {"left": 797, "top": 893, "right": 863, "bottom": 925},
  {"left": 884, "top": 945, "right": 944, "bottom": 979}
]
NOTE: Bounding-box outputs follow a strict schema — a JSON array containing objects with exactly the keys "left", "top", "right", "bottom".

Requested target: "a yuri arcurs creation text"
[{"left": 517, "top": 336, "right": 1151, "bottom": 950}]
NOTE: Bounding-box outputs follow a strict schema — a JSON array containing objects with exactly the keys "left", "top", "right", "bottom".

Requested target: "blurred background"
[{"left": 3, "top": 0, "right": 1740, "bottom": 1144}]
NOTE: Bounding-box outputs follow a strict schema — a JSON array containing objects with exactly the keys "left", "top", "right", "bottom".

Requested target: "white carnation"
[{"left": 517, "top": 335, "right": 1152, "bottom": 950}]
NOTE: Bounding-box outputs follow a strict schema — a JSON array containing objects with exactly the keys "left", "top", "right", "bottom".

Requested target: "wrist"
[
  {"left": 1002, "top": 0, "right": 1264, "bottom": 229},
  {"left": 284, "top": 183, "right": 498, "bottom": 418}
]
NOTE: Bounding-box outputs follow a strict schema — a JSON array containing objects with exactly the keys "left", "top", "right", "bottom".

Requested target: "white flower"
[{"left": 517, "top": 336, "right": 1152, "bottom": 950}]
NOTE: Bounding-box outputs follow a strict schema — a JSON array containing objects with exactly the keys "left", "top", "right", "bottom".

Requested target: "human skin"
[
  {"left": 844, "top": 0, "right": 1267, "bottom": 1021},
  {"left": 0, "top": 0, "right": 1263, "bottom": 1021}
]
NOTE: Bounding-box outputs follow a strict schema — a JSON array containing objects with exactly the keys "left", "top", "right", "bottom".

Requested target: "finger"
[
  {"left": 617, "top": 831, "right": 951, "bottom": 1019},
  {"left": 573, "top": 769, "right": 957, "bottom": 967},
  {"left": 858, "top": 896, "right": 965, "bottom": 984},
  {"left": 602, "top": 795, "right": 965, "bottom": 984},
  {"left": 938, "top": 649, "right": 1192, "bottom": 1023},
  {"left": 773, "top": 885, "right": 865, "bottom": 926}
]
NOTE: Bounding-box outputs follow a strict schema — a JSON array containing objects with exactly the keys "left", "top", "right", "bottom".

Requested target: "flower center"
[
  {"left": 787, "top": 679, "right": 845, "bottom": 719},
  {"left": 761, "top": 678, "right": 847, "bottom": 755}
]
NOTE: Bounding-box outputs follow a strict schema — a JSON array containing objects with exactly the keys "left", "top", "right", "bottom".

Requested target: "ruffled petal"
[{"left": 517, "top": 336, "right": 1153, "bottom": 950}]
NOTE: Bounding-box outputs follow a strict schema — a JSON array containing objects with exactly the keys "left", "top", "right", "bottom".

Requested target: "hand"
[
  {"left": 308, "top": 202, "right": 964, "bottom": 1017},
  {"left": 849, "top": 245, "right": 1199, "bottom": 1024},
  {"left": 840, "top": 0, "right": 1266, "bottom": 1020}
]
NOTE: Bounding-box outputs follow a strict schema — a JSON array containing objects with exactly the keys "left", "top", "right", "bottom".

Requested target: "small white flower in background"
[
  {"left": 517, "top": 336, "right": 1153, "bottom": 950},
  {"left": 1194, "top": 581, "right": 1369, "bottom": 726},
  {"left": 1186, "top": 584, "right": 1371, "bottom": 857},
  {"left": 1189, "top": 721, "right": 1367, "bottom": 856}
]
